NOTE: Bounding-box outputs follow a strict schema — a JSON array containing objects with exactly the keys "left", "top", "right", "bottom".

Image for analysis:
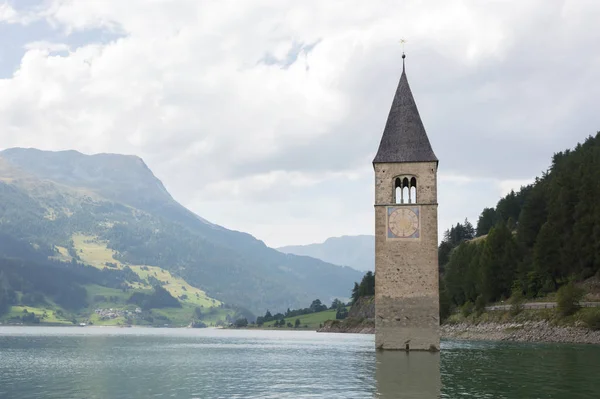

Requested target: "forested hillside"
[{"left": 439, "top": 132, "right": 600, "bottom": 318}]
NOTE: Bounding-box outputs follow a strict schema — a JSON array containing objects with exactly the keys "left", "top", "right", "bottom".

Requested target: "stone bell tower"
[{"left": 373, "top": 54, "right": 440, "bottom": 351}]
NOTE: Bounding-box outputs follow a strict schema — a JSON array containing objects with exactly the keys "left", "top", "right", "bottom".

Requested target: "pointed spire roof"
[{"left": 373, "top": 55, "right": 438, "bottom": 164}]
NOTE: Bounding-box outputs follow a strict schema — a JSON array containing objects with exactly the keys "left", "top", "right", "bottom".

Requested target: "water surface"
[{"left": 0, "top": 327, "right": 598, "bottom": 398}]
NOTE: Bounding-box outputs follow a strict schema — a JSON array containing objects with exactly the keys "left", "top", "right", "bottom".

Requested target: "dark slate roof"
[{"left": 373, "top": 61, "right": 438, "bottom": 164}]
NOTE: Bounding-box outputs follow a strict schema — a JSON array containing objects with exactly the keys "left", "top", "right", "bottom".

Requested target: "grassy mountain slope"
[
  {"left": 70, "top": 233, "right": 218, "bottom": 307},
  {"left": 0, "top": 232, "right": 233, "bottom": 327},
  {"left": 277, "top": 235, "right": 374, "bottom": 272},
  {"left": 0, "top": 148, "right": 361, "bottom": 314}
]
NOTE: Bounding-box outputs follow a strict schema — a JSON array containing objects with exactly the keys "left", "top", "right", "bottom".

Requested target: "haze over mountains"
[
  {"left": 0, "top": 148, "right": 362, "bottom": 315},
  {"left": 278, "top": 235, "right": 375, "bottom": 272}
]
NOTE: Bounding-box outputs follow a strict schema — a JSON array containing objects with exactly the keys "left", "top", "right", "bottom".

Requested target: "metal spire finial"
[{"left": 399, "top": 38, "right": 406, "bottom": 69}]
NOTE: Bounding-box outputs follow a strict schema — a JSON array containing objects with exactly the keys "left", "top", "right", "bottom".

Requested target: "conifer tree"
[
  {"left": 533, "top": 221, "right": 562, "bottom": 293},
  {"left": 479, "top": 223, "right": 518, "bottom": 302},
  {"left": 517, "top": 180, "right": 547, "bottom": 249},
  {"left": 476, "top": 208, "right": 497, "bottom": 236}
]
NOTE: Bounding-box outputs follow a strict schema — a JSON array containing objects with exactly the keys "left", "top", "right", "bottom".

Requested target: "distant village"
[{"left": 94, "top": 307, "right": 142, "bottom": 320}]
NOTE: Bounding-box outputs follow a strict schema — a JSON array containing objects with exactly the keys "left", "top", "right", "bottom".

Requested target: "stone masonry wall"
[{"left": 374, "top": 161, "right": 440, "bottom": 351}]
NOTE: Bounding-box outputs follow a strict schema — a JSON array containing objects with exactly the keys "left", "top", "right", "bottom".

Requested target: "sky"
[{"left": 1, "top": 0, "right": 599, "bottom": 248}]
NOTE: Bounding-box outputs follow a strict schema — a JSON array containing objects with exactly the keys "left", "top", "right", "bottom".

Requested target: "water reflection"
[{"left": 375, "top": 351, "right": 441, "bottom": 399}]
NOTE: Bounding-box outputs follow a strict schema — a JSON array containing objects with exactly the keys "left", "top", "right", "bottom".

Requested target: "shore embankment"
[
  {"left": 319, "top": 319, "right": 600, "bottom": 344},
  {"left": 441, "top": 320, "right": 600, "bottom": 344},
  {"left": 317, "top": 297, "right": 600, "bottom": 344},
  {"left": 317, "top": 296, "right": 375, "bottom": 333},
  {"left": 318, "top": 318, "right": 374, "bottom": 334}
]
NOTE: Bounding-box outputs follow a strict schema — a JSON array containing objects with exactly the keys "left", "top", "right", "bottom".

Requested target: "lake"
[{"left": 0, "top": 327, "right": 599, "bottom": 398}]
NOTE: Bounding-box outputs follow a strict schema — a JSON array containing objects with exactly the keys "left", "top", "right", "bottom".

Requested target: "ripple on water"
[
  {"left": 440, "top": 339, "right": 600, "bottom": 399},
  {"left": 1, "top": 327, "right": 599, "bottom": 399}
]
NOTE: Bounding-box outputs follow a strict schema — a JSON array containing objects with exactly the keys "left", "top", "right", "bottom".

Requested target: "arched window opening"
[
  {"left": 402, "top": 177, "right": 410, "bottom": 203},
  {"left": 410, "top": 177, "right": 417, "bottom": 204},
  {"left": 393, "top": 176, "right": 418, "bottom": 204}
]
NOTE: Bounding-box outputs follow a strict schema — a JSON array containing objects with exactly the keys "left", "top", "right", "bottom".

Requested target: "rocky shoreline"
[
  {"left": 315, "top": 295, "right": 600, "bottom": 344},
  {"left": 441, "top": 321, "right": 600, "bottom": 345},
  {"left": 317, "top": 319, "right": 375, "bottom": 334},
  {"left": 319, "top": 319, "right": 600, "bottom": 345},
  {"left": 317, "top": 296, "right": 376, "bottom": 334}
]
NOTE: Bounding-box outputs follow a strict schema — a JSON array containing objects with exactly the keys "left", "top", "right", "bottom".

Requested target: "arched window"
[
  {"left": 393, "top": 176, "right": 418, "bottom": 204},
  {"left": 394, "top": 178, "right": 402, "bottom": 204},
  {"left": 402, "top": 178, "right": 410, "bottom": 204}
]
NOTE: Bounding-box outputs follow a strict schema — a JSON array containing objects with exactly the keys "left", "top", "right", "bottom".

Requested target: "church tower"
[{"left": 373, "top": 54, "right": 440, "bottom": 351}]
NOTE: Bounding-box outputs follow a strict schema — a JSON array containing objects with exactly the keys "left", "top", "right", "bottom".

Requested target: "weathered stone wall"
[{"left": 374, "top": 161, "right": 440, "bottom": 351}]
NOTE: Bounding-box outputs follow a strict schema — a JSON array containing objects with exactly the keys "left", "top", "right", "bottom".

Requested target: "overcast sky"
[{"left": 1, "top": 0, "right": 599, "bottom": 248}]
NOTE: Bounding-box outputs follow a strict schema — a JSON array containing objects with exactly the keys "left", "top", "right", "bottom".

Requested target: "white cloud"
[
  {"left": 0, "top": 3, "right": 18, "bottom": 23},
  {"left": 1, "top": 0, "right": 599, "bottom": 247},
  {"left": 0, "top": 1, "right": 41, "bottom": 25}
]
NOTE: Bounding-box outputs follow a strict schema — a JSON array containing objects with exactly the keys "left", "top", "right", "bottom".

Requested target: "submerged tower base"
[{"left": 375, "top": 296, "right": 440, "bottom": 351}]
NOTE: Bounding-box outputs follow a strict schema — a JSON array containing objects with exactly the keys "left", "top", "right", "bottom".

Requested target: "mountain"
[
  {"left": 278, "top": 235, "right": 375, "bottom": 272},
  {"left": 0, "top": 148, "right": 362, "bottom": 315}
]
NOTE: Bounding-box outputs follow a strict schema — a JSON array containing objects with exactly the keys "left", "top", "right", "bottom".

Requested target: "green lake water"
[{"left": 0, "top": 327, "right": 598, "bottom": 398}]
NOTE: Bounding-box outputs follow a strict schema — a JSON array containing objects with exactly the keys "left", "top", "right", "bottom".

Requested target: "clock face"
[{"left": 387, "top": 206, "right": 420, "bottom": 239}]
